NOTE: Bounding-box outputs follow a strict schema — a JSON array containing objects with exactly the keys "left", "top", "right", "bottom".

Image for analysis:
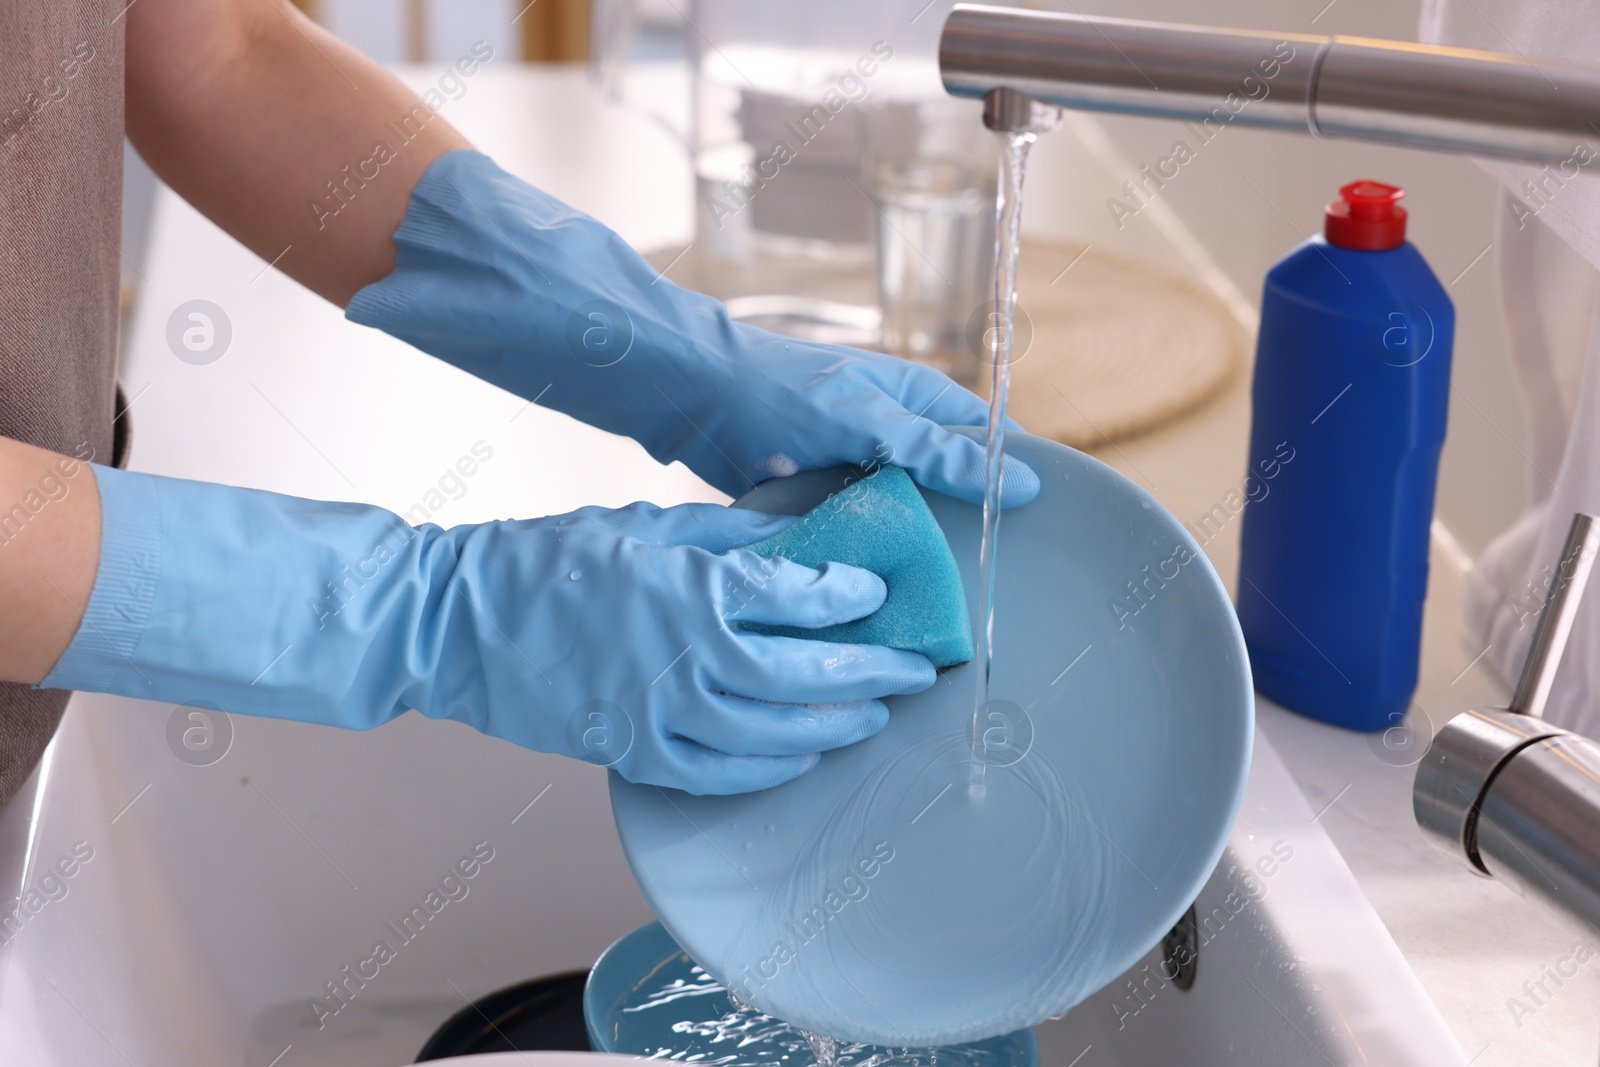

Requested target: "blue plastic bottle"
[{"left": 1236, "top": 180, "right": 1454, "bottom": 732}]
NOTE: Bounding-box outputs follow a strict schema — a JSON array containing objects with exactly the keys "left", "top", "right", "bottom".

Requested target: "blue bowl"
[
  {"left": 607, "top": 430, "right": 1253, "bottom": 1045},
  {"left": 584, "top": 920, "right": 1039, "bottom": 1067}
]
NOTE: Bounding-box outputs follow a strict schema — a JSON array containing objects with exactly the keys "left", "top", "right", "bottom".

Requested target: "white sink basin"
[
  {"left": 0, "top": 691, "right": 1462, "bottom": 1066},
  {"left": 1036, "top": 714, "right": 1462, "bottom": 1066}
]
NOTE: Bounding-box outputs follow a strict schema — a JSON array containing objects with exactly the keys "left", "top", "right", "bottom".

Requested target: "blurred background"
[
  {"left": 288, "top": 0, "right": 591, "bottom": 64},
  {"left": 123, "top": 0, "right": 1525, "bottom": 563}
]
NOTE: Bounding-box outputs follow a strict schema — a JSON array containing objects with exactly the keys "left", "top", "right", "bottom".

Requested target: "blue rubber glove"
[
  {"left": 41, "top": 466, "right": 935, "bottom": 794},
  {"left": 346, "top": 150, "right": 1040, "bottom": 506}
]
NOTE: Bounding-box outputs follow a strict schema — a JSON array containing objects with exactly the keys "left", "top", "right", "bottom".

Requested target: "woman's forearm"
[
  {"left": 125, "top": 0, "right": 472, "bottom": 306},
  {"left": 0, "top": 436, "right": 101, "bottom": 684}
]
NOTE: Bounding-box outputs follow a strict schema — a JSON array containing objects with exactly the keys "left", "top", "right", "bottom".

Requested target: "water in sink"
[{"left": 605, "top": 940, "right": 1037, "bottom": 1067}]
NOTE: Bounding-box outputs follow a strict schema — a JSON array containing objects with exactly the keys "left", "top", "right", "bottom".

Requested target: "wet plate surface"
[{"left": 609, "top": 430, "right": 1253, "bottom": 1046}]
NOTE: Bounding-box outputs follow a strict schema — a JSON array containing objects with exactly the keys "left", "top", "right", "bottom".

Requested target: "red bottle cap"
[{"left": 1325, "top": 180, "right": 1407, "bottom": 251}]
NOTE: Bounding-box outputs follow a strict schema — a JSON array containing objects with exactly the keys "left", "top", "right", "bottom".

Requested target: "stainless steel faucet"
[{"left": 939, "top": 4, "right": 1600, "bottom": 159}]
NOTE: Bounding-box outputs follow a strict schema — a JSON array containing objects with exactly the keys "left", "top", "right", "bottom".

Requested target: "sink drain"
[
  {"left": 415, "top": 970, "right": 590, "bottom": 1060},
  {"left": 1161, "top": 905, "right": 1199, "bottom": 991}
]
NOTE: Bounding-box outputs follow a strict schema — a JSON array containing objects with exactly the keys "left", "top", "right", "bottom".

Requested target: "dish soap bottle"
[{"left": 1236, "top": 180, "right": 1454, "bottom": 732}]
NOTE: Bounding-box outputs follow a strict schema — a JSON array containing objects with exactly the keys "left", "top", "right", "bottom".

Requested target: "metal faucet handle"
[
  {"left": 1415, "top": 511, "right": 1600, "bottom": 925},
  {"left": 1508, "top": 512, "right": 1600, "bottom": 719}
]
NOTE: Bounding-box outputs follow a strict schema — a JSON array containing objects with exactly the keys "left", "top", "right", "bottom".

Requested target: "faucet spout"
[
  {"left": 981, "top": 87, "right": 1062, "bottom": 135},
  {"left": 939, "top": 4, "right": 1600, "bottom": 165}
]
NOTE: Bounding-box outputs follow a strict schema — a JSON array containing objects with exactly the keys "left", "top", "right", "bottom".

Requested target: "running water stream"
[{"left": 969, "top": 129, "right": 1040, "bottom": 798}]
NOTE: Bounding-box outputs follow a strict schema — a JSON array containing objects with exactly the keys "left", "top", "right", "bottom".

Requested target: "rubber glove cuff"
[{"left": 41, "top": 465, "right": 162, "bottom": 694}]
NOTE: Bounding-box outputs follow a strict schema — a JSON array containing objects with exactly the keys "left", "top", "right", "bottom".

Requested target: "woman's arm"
[
  {"left": 124, "top": 0, "right": 471, "bottom": 306},
  {"left": 0, "top": 436, "right": 100, "bottom": 683},
  {"left": 6, "top": 2, "right": 468, "bottom": 678},
  {"left": 124, "top": 0, "right": 1043, "bottom": 513}
]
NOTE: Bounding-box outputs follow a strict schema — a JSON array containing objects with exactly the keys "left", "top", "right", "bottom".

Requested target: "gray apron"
[{"left": 0, "top": 0, "right": 128, "bottom": 807}]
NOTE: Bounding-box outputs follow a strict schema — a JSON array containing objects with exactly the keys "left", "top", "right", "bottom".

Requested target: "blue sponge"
[{"left": 742, "top": 466, "right": 973, "bottom": 667}]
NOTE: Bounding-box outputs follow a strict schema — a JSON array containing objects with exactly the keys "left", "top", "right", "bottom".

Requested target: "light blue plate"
[{"left": 608, "top": 430, "right": 1253, "bottom": 1046}]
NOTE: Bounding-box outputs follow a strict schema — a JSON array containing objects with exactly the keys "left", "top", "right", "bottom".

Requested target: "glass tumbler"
[{"left": 866, "top": 99, "right": 997, "bottom": 386}]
